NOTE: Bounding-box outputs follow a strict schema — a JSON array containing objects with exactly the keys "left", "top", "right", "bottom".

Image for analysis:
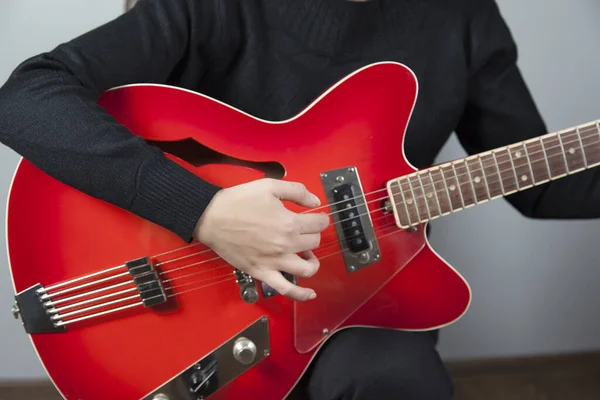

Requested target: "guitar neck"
[{"left": 387, "top": 120, "right": 600, "bottom": 228}]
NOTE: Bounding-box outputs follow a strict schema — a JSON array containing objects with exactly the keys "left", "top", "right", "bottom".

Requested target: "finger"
[
  {"left": 260, "top": 269, "right": 317, "bottom": 301},
  {"left": 289, "top": 233, "right": 321, "bottom": 253},
  {"left": 295, "top": 212, "right": 330, "bottom": 234},
  {"left": 278, "top": 253, "right": 320, "bottom": 278},
  {"left": 269, "top": 180, "right": 320, "bottom": 208},
  {"left": 300, "top": 250, "right": 318, "bottom": 262}
]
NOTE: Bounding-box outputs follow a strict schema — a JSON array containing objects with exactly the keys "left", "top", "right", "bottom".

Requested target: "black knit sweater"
[{"left": 1, "top": 0, "right": 599, "bottom": 242}]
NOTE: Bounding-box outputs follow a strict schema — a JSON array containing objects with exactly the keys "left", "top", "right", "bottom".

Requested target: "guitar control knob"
[
  {"left": 233, "top": 337, "right": 257, "bottom": 365},
  {"left": 241, "top": 286, "right": 259, "bottom": 304}
]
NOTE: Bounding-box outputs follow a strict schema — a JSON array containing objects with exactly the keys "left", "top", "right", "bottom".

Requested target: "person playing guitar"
[{"left": 1, "top": 1, "right": 599, "bottom": 399}]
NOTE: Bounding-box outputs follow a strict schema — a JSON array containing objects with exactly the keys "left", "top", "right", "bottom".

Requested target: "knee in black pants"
[{"left": 295, "top": 327, "right": 453, "bottom": 400}]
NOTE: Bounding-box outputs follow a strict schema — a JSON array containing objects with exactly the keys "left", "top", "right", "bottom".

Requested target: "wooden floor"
[
  {"left": 448, "top": 352, "right": 600, "bottom": 400},
  {"left": 2, "top": 352, "right": 599, "bottom": 399}
]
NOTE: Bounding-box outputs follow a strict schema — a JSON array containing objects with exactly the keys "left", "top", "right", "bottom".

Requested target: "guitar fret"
[
  {"left": 463, "top": 160, "right": 479, "bottom": 204},
  {"left": 478, "top": 156, "right": 492, "bottom": 199},
  {"left": 451, "top": 163, "right": 469, "bottom": 207},
  {"left": 494, "top": 148, "right": 518, "bottom": 194},
  {"left": 576, "top": 127, "right": 588, "bottom": 167},
  {"left": 522, "top": 142, "right": 536, "bottom": 184},
  {"left": 491, "top": 151, "right": 506, "bottom": 195},
  {"left": 539, "top": 138, "right": 553, "bottom": 180},
  {"left": 525, "top": 139, "right": 549, "bottom": 184},
  {"left": 392, "top": 179, "right": 413, "bottom": 227},
  {"left": 559, "top": 129, "right": 586, "bottom": 172},
  {"left": 426, "top": 170, "right": 446, "bottom": 215},
  {"left": 432, "top": 167, "right": 454, "bottom": 213},
  {"left": 417, "top": 172, "right": 440, "bottom": 218},
  {"left": 408, "top": 174, "right": 428, "bottom": 222},
  {"left": 399, "top": 177, "right": 421, "bottom": 223},
  {"left": 481, "top": 152, "right": 503, "bottom": 198},
  {"left": 415, "top": 173, "right": 432, "bottom": 219},
  {"left": 541, "top": 134, "right": 568, "bottom": 178},
  {"left": 579, "top": 123, "right": 600, "bottom": 166},
  {"left": 440, "top": 165, "right": 463, "bottom": 210},
  {"left": 557, "top": 132, "right": 568, "bottom": 173},
  {"left": 506, "top": 146, "right": 521, "bottom": 189},
  {"left": 465, "top": 157, "right": 489, "bottom": 203},
  {"left": 508, "top": 144, "right": 533, "bottom": 190}
]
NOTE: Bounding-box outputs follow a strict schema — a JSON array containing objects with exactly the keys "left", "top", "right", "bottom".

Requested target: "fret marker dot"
[
  {"left": 521, "top": 175, "right": 528, "bottom": 181},
  {"left": 515, "top": 151, "right": 521, "bottom": 158},
  {"left": 407, "top": 199, "right": 413, "bottom": 205},
  {"left": 474, "top": 176, "right": 481, "bottom": 183},
  {"left": 569, "top": 148, "right": 575, "bottom": 155},
  {"left": 426, "top": 192, "right": 433, "bottom": 198},
  {"left": 449, "top": 185, "right": 456, "bottom": 191}
]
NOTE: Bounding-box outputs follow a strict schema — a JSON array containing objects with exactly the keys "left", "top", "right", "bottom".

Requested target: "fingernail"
[
  {"left": 308, "top": 292, "right": 317, "bottom": 300},
  {"left": 311, "top": 194, "right": 321, "bottom": 206}
]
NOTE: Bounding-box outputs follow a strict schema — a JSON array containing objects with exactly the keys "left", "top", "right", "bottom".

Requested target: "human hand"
[{"left": 194, "top": 179, "right": 330, "bottom": 301}]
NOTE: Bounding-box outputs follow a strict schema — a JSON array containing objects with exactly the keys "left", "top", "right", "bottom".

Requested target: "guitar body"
[{"left": 6, "top": 62, "right": 471, "bottom": 399}]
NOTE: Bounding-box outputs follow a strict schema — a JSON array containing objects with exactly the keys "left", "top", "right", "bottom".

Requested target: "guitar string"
[
  {"left": 54, "top": 275, "right": 237, "bottom": 327},
  {"left": 47, "top": 216, "right": 405, "bottom": 312},
  {"left": 41, "top": 129, "right": 600, "bottom": 296},
  {"left": 51, "top": 123, "right": 600, "bottom": 321},
  {"left": 49, "top": 216, "right": 409, "bottom": 313},
  {"left": 51, "top": 221, "right": 408, "bottom": 320},
  {"left": 47, "top": 125, "right": 600, "bottom": 324},
  {"left": 44, "top": 135, "right": 600, "bottom": 311},
  {"left": 42, "top": 131, "right": 600, "bottom": 300},
  {"left": 54, "top": 224, "right": 410, "bottom": 326},
  {"left": 45, "top": 264, "right": 236, "bottom": 310},
  {"left": 50, "top": 271, "right": 239, "bottom": 320}
]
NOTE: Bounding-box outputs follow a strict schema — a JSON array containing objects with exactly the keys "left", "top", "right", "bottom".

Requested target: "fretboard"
[{"left": 388, "top": 120, "right": 600, "bottom": 228}]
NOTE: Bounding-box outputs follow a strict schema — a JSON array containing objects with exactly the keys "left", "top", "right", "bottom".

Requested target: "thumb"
[{"left": 269, "top": 180, "right": 321, "bottom": 208}]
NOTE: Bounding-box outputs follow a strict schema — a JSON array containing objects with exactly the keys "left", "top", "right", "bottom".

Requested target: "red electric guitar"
[{"left": 6, "top": 62, "right": 600, "bottom": 399}]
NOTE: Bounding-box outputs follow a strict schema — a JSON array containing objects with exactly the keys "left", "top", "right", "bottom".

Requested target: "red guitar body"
[{"left": 6, "top": 62, "right": 471, "bottom": 399}]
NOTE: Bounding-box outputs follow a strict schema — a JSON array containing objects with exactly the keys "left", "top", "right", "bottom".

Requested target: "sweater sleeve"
[
  {"left": 0, "top": 0, "right": 221, "bottom": 242},
  {"left": 455, "top": 0, "right": 600, "bottom": 220}
]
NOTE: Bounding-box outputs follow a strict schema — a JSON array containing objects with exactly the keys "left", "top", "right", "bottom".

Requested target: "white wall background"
[{"left": 0, "top": 0, "right": 598, "bottom": 381}]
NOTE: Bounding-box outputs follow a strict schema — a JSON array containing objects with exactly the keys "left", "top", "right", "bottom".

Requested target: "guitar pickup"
[
  {"left": 332, "top": 183, "right": 370, "bottom": 253},
  {"left": 320, "top": 167, "right": 381, "bottom": 273}
]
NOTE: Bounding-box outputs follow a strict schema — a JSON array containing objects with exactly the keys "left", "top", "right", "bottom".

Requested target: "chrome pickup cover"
[{"left": 320, "top": 166, "right": 381, "bottom": 273}]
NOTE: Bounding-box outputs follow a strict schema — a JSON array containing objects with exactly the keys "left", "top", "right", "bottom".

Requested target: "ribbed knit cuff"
[{"left": 130, "top": 155, "right": 222, "bottom": 243}]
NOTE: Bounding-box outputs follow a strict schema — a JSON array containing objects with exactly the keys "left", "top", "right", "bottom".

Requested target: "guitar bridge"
[{"left": 320, "top": 166, "right": 381, "bottom": 273}]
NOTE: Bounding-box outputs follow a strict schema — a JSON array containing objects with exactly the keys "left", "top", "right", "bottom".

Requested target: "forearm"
[
  {"left": 505, "top": 168, "right": 600, "bottom": 219},
  {"left": 456, "top": 0, "right": 600, "bottom": 221},
  {"left": 0, "top": 0, "right": 221, "bottom": 242}
]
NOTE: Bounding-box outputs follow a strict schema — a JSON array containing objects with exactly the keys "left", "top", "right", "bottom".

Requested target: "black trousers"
[{"left": 290, "top": 328, "right": 453, "bottom": 400}]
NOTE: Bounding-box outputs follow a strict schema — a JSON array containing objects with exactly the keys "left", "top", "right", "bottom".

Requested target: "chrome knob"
[
  {"left": 233, "top": 337, "right": 257, "bottom": 365},
  {"left": 241, "top": 286, "right": 258, "bottom": 304},
  {"left": 11, "top": 303, "right": 20, "bottom": 319},
  {"left": 152, "top": 394, "right": 169, "bottom": 400}
]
